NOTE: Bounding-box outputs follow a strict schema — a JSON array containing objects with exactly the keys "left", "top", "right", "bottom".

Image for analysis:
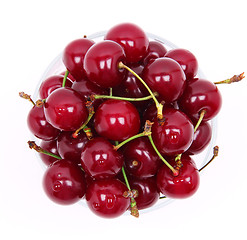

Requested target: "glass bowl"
[{"left": 32, "top": 32, "right": 217, "bottom": 214}]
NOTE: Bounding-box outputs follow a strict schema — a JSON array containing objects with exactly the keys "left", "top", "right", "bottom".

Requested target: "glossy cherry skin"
[
  {"left": 86, "top": 178, "right": 129, "bottom": 218},
  {"left": 43, "top": 159, "right": 86, "bottom": 205},
  {"left": 143, "top": 57, "right": 186, "bottom": 103},
  {"left": 152, "top": 108, "right": 194, "bottom": 156},
  {"left": 156, "top": 155, "right": 200, "bottom": 199},
  {"left": 39, "top": 139, "right": 61, "bottom": 166},
  {"left": 165, "top": 48, "right": 198, "bottom": 80},
  {"left": 186, "top": 121, "right": 212, "bottom": 155},
  {"left": 94, "top": 99, "right": 140, "bottom": 141},
  {"left": 128, "top": 176, "right": 159, "bottom": 210},
  {"left": 105, "top": 22, "right": 149, "bottom": 63},
  {"left": 44, "top": 87, "right": 88, "bottom": 131},
  {"left": 39, "top": 75, "right": 73, "bottom": 99},
  {"left": 178, "top": 78, "right": 222, "bottom": 121},
  {"left": 143, "top": 41, "right": 167, "bottom": 66},
  {"left": 57, "top": 131, "right": 88, "bottom": 164},
  {"left": 63, "top": 38, "right": 95, "bottom": 81},
  {"left": 80, "top": 137, "right": 124, "bottom": 179},
  {"left": 84, "top": 40, "right": 126, "bottom": 88},
  {"left": 27, "top": 106, "right": 60, "bottom": 141},
  {"left": 122, "top": 137, "right": 162, "bottom": 178}
]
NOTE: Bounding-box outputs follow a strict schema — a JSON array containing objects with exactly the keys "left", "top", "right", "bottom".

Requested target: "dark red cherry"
[
  {"left": 44, "top": 87, "right": 88, "bottom": 131},
  {"left": 86, "top": 178, "right": 129, "bottom": 218},
  {"left": 63, "top": 38, "right": 95, "bottom": 81},
  {"left": 84, "top": 40, "right": 126, "bottom": 88},
  {"left": 143, "top": 41, "right": 167, "bottom": 66},
  {"left": 57, "top": 131, "right": 88, "bottom": 164},
  {"left": 27, "top": 106, "right": 60, "bottom": 141},
  {"left": 128, "top": 176, "right": 159, "bottom": 210},
  {"left": 122, "top": 137, "right": 162, "bottom": 178},
  {"left": 156, "top": 155, "right": 200, "bottom": 199},
  {"left": 80, "top": 137, "right": 124, "bottom": 179},
  {"left": 105, "top": 22, "right": 149, "bottom": 63},
  {"left": 143, "top": 57, "right": 186, "bottom": 103},
  {"left": 178, "top": 78, "right": 222, "bottom": 121},
  {"left": 94, "top": 99, "right": 140, "bottom": 141},
  {"left": 186, "top": 121, "right": 212, "bottom": 155},
  {"left": 39, "top": 75, "right": 73, "bottom": 99},
  {"left": 165, "top": 48, "right": 198, "bottom": 80},
  {"left": 39, "top": 139, "right": 60, "bottom": 166},
  {"left": 43, "top": 159, "right": 86, "bottom": 205},
  {"left": 152, "top": 108, "right": 194, "bottom": 156}
]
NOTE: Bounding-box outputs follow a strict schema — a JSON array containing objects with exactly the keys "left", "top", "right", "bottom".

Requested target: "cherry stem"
[
  {"left": 118, "top": 61, "right": 164, "bottom": 120},
  {"left": 194, "top": 109, "right": 207, "bottom": 132},
  {"left": 159, "top": 195, "right": 167, "bottom": 199},
  {"left": 72, "top": 114, "right": 94, "bottom": 138},
  {"left": 83, "top": 125, "right": 93, "bottom": 140},
  {"left": 93, "top": 92, "right": 158, "bottom": 102},
  {"left": 19, "top": 92, "right": 35, "bottom": 106},
  {"left": 148, "top": 134, "right": 179, "bottom": 176},
  {"left": 199, "top": 146, "right": 219, "bottom": 172},
  {"left": 109, "top": 88, "right": 113, "bottom": 96},
  {"left": 62, "top": 70, "right": 69, "bottom": 87},
  {"left": 28, "top": 141, "right": 61, "bottom": 160},
  {"left": 214, "top": 72, "right": 245, "bottom": 85}
]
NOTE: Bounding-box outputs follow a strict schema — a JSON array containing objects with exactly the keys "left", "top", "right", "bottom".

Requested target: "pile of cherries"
[{"left": 21, "top": 23, "right": 244, "bottom": 218}]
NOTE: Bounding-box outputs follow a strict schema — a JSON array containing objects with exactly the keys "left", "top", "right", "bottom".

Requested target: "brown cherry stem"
[
  {"left": 28, "top": 141, "right": 61, "bottom": 160},
  {"left": 214, "top": 72, "right": 245, "bottom": 85},
  {"left": 199, "top": 146, "right": 219, "bottom": 172},
  {"left": 118, "top": 61, "right": 164, "bottom": 120},
  {"left": 19, "top": 92, "right": 36, "bottom": 106}
]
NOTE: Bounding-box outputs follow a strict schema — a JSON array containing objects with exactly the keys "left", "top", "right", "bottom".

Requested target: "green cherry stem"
[
  {"left": 62, "top": 69, "right": 69, "bottom": 87},
  {"left": 214, "top": 72, "right": 245, "bottom": 85},
  {"left": 28, "top": 141, "right": 61, "bottom": 160},
  {"left": 72, "top": 113, "right": 94, "bottom": 138},
  {"left": 118, "top": 61, "right": 164, "bottom": 120},
  {"left": 194, "top": 109, "right": 207, "bottom": 132}
]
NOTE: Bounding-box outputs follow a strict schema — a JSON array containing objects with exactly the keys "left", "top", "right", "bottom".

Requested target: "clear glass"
[{"left": 32, "top": 32, "right": 217, "bottom": 214}]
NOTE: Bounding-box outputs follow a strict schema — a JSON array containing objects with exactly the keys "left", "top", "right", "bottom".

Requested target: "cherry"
[
  {"left": 94, "top": 99, "right": 140, "bottom": 141},
  {"left": 105, "top": 22, "right": 149, "bottom": 63},
  {"left": 143, "top": 57, "right": 186, "bottom": 103},
  {"left": 39, "top": 75, "right": 73, "bottom": 99},
  {"left": 60, "top": 71, "right": 77, "bottom": 82},
  {"left": 165, "top": 48, "right": 198, "bottom": 80},
  {"left": 122, "top": 137, "right": 162, "bottom": 178},
  {"left": 186, "top": 121, "right": 212, "bottom": 155},
  {"left": 43, "top": 159, "right": 86, "bottom": 205},
  {"left": 63, "top": 38, "right": 95, "bottom": 81},
  {"left": 84, "top": 40, "right": 126, "bottom": 88},
  {"left": 80, "top": 137, "right": 124, "bottom": 179},
  {"left": 39, "top": 139, "right": 61, "bottom": 166},
  {"left": 152, "top": 108, "right": 194, "bottom": 156},
  {"left": 143, "top": 41, "right": 167, "bottom": 66},
  {"left": 178, "top": 78, "right": 222, "bottom": 121},
  {"left": 27, "top": 105, "right": 60, "bottom": 141},
  {"left": 57, "top": 131, "right": 88, "bottom": 164},
  {"left": 156, "top": 155, "right": 200, "bottom": 199},
  {"left": 86, "top": 178, "right": 129, "bottom": 218},
  {"left": 44, "top": 87, "right": 88, "bottom": 131},
  {"left": 128, "top": 176, "right": 159, "bottom": 210}
]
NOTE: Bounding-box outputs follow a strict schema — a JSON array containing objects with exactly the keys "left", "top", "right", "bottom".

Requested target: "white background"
[{"left": 1, "top": 0, "right": 247, "bottom": 239}]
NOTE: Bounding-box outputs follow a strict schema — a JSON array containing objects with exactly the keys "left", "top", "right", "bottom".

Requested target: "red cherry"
[
  {"left": 43, "top": 159, "right": 86, "bottom": 205},
  {"left": 39, "top": 75, "right": 73, "bottom": 99},
  {"left": 152, "top": 108, "right": 194, "bottom": 156},
  {"left": 84, "top": 40, "right": 126, "bottom": 88},
  {"left": 94, "top": 99, "right": 140, "bottom": 141},
  {"left": 44, "top": 87, "right": 88, "bottom": 131},
  {"left": 39, "top": 139, "right": 61, "bottom": 166},
  {"left": 57, "top": 131, "right": 88, "bottom": 164},
  {"left": 178, "top": 78, "right": 222, "bottom": 121},
  {"left": 63, "top": 38, "right": 95, "bottom": 81},
  {"left": 165, "top": 48, "right": 198, "bottom": 80},
  {"left": 122, "top": 137, "right": 162, "bottom": 178},
  {"left": 156, "top": 155, "right": 200, "bottom": 199},
  {"left": 80, "top": 137, "right": 124, "bottom": 179},
  {"left": 27, "top": 105, "right": 60, "bottom": 141},
  {"left": 105, "top": 23, "right": 149, "bottom": 63},
  {"left": 143, "top": 57, "right": 186, "bottom": 103},
  {"left": 86, "top": 178, "right": 129, "bottom": 218}
]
